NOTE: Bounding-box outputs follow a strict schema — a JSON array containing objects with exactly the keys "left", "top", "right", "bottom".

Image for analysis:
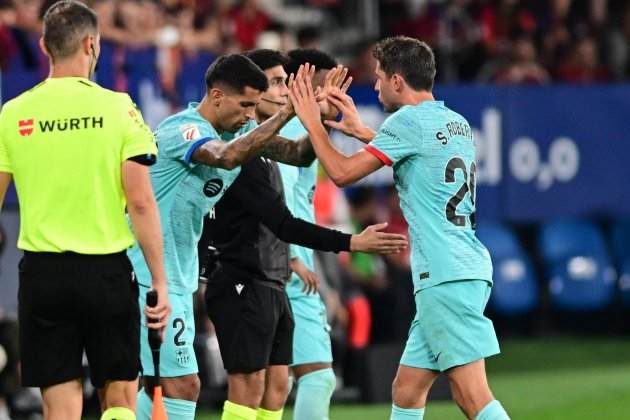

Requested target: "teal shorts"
[
  {"left": 138, "top": 285, "right": 198, "bottom": 377},
  {"left": 400, "top": 280, "right": 500, "bottom": 372},
  {"left": 289, "top": 295, "right": 333, "bottom": 366}
]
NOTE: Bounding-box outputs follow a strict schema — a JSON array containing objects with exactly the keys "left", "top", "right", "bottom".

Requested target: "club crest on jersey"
[
  {"left": 180, "top": 123, "right": 201, "bottom": 141},
  {"left": 18, "top": 119, "right": 34, "bottom": 137},
  {"left": 175, "top": 347, "right": 190, "bottom": 366}
]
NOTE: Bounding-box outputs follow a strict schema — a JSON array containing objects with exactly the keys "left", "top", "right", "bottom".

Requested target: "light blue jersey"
[
  {"left": 277, "top": 117, "right": 319, "bottom": 299},
  {"left": 127, "top": 103, "right": 256, "bottom": 295},
  {"left": 366, "top": 101, "right": 492, "bottom": 293}
]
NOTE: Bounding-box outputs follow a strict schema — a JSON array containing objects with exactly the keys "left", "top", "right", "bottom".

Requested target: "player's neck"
[
  {"left": 401, "top": 90, "right": 435, "bottom": 107},
  {"left": 197, "top": 95, "right": 224, "bottom": 134}
]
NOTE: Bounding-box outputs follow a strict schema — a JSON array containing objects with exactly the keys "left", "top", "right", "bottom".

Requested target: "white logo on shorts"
[{"left": 235, "top": 284, "right": 244, "bottom": 295}]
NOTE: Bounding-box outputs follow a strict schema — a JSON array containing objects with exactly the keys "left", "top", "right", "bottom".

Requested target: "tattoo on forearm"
[
  {"left": 261, "top": 134, "right": 316, "bottom": 167},
  {"left": 194, "top": 109, "right": 293, "bottom": 168}
]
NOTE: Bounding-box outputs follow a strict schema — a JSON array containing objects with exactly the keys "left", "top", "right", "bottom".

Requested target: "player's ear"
[
  {"left": 210, "top": 87, "right": 224, "bottom": 106},
  {"left": 392, "top": 73, "right": 404, "bottom": 92}
]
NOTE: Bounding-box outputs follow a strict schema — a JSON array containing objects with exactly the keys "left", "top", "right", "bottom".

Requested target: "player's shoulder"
[
  {"left": 156, "top": 106, "right": 218, "bottom": 143},
  {"left": 381, "top": 105, "right": 422, "bottom": 134}
]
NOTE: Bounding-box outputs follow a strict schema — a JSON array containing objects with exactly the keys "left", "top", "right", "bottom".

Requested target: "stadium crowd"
[{"left": 1, "top": 0, "right": 630, "bottom": 100}]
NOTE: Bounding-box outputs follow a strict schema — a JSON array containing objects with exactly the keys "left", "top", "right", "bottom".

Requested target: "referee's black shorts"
[
  {"left": 205, "top": 267, "right": 294, "bottom": 373},
  {"left": 18, "top": 251, "right": 140, "bottom": 388}
]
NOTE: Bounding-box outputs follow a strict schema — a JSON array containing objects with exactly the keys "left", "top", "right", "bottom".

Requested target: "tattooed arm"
[
  {"left": 260, "top": 133, "right": 316, "bottom": 167},
  {"left": 191, "top": 106, "right": 294, "bottom": 170}
]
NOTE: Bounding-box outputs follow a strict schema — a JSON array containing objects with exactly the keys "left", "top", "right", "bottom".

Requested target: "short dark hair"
[
  {"left": 373, "top": 36, "right": 436, "bottom": 91},
  {"left": 284, "top": 48, "right": 337, "bottom": 77},
  {"left": 204, "top": 54, "right": 269, "bottom": 93},
  {"left": 245, "top": 49, "right": 289, "bottom": 72},
  {"left": 42, "top": 1, "right": 98, "bottom": 61}
]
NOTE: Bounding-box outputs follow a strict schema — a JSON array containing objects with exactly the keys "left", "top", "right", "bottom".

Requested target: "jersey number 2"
[{"left": 444, "top": 157, "right": 476, "bottom": 229}]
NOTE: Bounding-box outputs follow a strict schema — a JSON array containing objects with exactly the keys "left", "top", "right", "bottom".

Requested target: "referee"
[{"left": 0, "top": 2, "right": 169, "bottom": 420}]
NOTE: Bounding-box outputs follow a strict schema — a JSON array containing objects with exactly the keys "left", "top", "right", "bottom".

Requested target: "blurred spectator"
[
  {"left": 0, "top": 0, "right": 16, "bottom": 71},
  {"left": 556, "top": 35, "right": 609, "bottom": 83},
  {"left": 228, "top": 0, "right": 270, "bottom": 50},
  {"left": 604, "top": 4, "right": 630, "bottom": 80},
  {"left": 255, "top": 21, "right": 294, "bottom": 51},
  {"left": 493, "top": 35, "right": 550, "bottom": 84}
]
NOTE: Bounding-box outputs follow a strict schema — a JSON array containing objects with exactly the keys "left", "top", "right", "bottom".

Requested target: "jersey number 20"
[{"left": 444, "top": 157, "right": 476, "bottom": 229}]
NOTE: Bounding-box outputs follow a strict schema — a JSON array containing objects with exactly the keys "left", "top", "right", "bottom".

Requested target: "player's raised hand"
[
  {"left": 288, "top": 63, "right": 323, "bottom": 130},
  {"left": 323, "top": 89, "right": 374, "bottom": 142},
  {"left": 350, "top": 222, "right": 408, "bottom": 254},
  {"left": 316, "top": 65, "right": 353, "bottom": 120}
]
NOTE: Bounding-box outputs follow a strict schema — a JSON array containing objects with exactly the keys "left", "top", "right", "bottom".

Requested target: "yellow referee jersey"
[{"left": 0, "top": 77, "right": 157, "bottom": 254}]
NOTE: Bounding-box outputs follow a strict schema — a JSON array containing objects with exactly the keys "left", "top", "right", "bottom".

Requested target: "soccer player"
[
  {"left": 0, "top": 2, "right": 169, "bottom": 420},
  {"left": 204, "top": 48, "right": 406, "bottom": 420},
  {"left": 129, "top": 54, "right": 330, "bottom": 420},
  {"left": 278, "top": 49, "right": 345, "bottom": 420},
  {"left": 288, "top": 37, "right": 510, "bottom": 420}
]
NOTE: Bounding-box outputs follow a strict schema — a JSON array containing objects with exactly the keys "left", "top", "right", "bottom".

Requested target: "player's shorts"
[
  {"left": 289, "top": 295, "right": 333, "bottom": 366},
  {"left": 205, "top": 269, "right": 294, "bottom": 373},
  {"left": 400, "top": 279, "right": 500, "bottom": 372},
  {"left": 18, "top": 251, "right": 140, "bottom": 388},
  {"left": 138, "top": 285, "right": 198, "bottom": 377}
]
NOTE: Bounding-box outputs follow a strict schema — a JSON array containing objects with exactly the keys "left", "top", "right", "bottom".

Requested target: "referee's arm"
[
  {"left": 122, "top": 160, "right": 170, "bottom": 330},
  {"left": 0, "top": 173, "right": 10, "bottom": 210}
]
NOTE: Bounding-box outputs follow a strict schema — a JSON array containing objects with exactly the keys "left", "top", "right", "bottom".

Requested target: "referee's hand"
[
  {"left": 350, "top": 223, "right": 408, "bottom": 254},
  {"left": 145, "top": 284, "right": 171, "bottom": 338}
]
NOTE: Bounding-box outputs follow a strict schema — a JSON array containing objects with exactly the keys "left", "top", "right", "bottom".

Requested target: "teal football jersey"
[
  {"left": 277, "top": 117, "right": 318, "bottom": 298},
  {"left": 365, "top": 101, "right": 492, "bottom": 293},
  {"left": 127, "top": 103, "right": 255, "bottom": 294}
]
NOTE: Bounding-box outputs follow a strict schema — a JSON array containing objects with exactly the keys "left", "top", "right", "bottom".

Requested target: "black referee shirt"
[{"left": 203, "top": 156, "right": 351, "bottom": 288}]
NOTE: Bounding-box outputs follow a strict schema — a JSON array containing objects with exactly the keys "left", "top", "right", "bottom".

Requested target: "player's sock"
[
  {"left": 293, "top": 368, "right": 336, "bottom": 420},
  {"left": 256, "top": 407, "right": 283, "bottom": 420},
  {"left": 163, "top": 397, "right": 196, "bottom": 420},
  {"left": 100, "top": 406, "right": 136, "bottom": 420},
  {"left": 135, "top": 389, "right": 152, "bottom": 420},
  {"left": 475, "top": 400, "right": 509, "bottom": 420},
  {"left": 390, "top": 404, "right": 425, "bottom": 419},
  {"left": 221, "top": 400, "right": 257, "bottom": 420}
]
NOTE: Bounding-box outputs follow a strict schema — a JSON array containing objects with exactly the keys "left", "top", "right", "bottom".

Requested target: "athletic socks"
[
  {"left": 475, "top": 400, "right": 510, "bottom": 420},
  {"left": 221, "top": 400, "right": 257, "bottom": 420},
  {"left": 293, "top": 368, "right": 336, "bottom": 420},
  {"left": 100, "top": 406, "right": 136, "bottom": 420},
  {"left": 256, "top": 407, "right": 283, "bottom": 420},
  {"left": 390, "top": 404, "right": 425, "bottom": 420},
  {"left": 136, "top": 388, "right": 196, "bottom": 420}
]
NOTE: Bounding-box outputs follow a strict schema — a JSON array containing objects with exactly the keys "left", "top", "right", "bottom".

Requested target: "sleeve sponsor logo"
[
  {"left": 18, "top": 119, "right": 34, "bottom": 136},
  {"left": 203, "top": 179, "right": 224, "bottom": 197},
  {"left": 179, "top": 124, "right": 201, "bottom": 141}
]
